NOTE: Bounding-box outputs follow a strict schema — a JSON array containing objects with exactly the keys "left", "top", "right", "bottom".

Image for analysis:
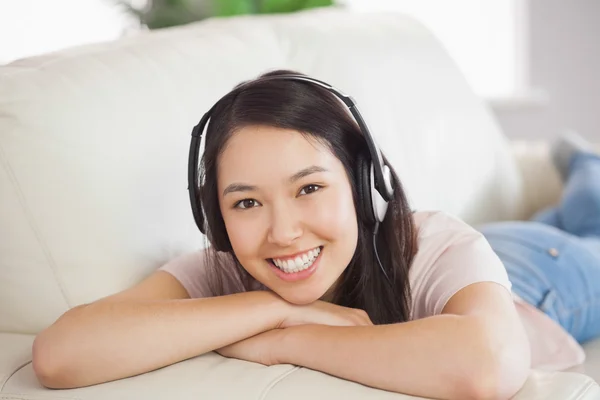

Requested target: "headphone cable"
[{"left": 372, "top": 222, "right": 394, "bottom": 289}]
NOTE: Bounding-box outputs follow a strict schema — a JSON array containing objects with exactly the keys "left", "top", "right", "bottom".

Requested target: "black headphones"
[{"left": 188, "top": 74, "right": 395, "bottom": 259}]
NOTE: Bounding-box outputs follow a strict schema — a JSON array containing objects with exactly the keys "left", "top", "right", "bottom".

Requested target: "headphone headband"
[{"left": 188, "top": 74, "right": 394, "bottom": 235}]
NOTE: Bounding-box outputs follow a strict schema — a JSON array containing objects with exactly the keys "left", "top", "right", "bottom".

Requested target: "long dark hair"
[{"left": 198, "top": 69, "right": 418, "bottom": 324}]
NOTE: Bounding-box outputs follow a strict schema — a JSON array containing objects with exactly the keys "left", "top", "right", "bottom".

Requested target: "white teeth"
[{"left": 272, "top": 247, "right": 322, "bottom": 274}]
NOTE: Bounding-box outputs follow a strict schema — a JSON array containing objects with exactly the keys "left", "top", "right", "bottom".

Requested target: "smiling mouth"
[{"left": 268, "top": 246, "right": 323, "bottom": 274}]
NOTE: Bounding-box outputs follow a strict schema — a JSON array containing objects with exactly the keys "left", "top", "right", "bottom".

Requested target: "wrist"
[
  {"left": 258, "top": 290, "right": 292, "bottom": 330},
  {"left": 276, "top": 324, "right": 318, "bottom": 365},
  {"left": 274, "top": 325, "right": 296, "bottom": 365}
]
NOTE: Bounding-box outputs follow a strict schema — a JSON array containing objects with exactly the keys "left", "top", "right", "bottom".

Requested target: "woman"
[{"left": 34, "top": 69, "right": 549, "bottom": 399}]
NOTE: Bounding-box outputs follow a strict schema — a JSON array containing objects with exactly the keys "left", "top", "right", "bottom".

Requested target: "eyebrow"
[{"left": 222, "top": 165, "right": 329, "bottom": 197}]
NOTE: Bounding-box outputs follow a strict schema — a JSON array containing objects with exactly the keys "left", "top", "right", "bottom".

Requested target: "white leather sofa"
[{"left": 1, "top": 8, "right": 600, "bottom": 400}]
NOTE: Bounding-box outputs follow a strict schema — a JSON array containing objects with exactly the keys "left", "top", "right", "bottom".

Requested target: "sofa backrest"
[{"left": 0, "top": 8, "right": 524, "bottom": 333}]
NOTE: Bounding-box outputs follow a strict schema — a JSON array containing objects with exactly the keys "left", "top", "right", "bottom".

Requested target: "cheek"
[
  {"left": 312, "top": 188, "right": 358, "bottom": 240},
  {"left": 220, "top": 207, "right": 262, "bottom": 260},
  {"left": 226, "top": 223, "right": 256, "bottom": 256}
]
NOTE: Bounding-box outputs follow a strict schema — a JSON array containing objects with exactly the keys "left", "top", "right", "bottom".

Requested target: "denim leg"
[
  {"left": 531, "top": 206, "right": 562, "bottom": 229},
  {"left": 480, "top": 221, "right": 600, "bottom": 343},
  {"left": 557, "top": 151, "right": 600, "bottom": 238},
  {"left": 478, "top": 151, "right": 600, "bottom": 344}
]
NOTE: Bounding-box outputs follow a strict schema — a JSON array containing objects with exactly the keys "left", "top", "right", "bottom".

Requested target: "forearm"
[
  {"left": 33, "top": 291, "right": 285, "bottom": 388},
  {"left": 279, "top": 315, "right": 528, "bottom": 400}
]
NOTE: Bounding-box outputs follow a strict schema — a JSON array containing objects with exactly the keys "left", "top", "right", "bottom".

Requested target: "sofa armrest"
[
  {"left": 1, "top": 336, "right": 599, "bottom": 399},
  {"left": 510, "top": 140, "right": 563, "bottom": 219},
  {"left": 512, "top": 370, "right": 600, "bottom": 399}
]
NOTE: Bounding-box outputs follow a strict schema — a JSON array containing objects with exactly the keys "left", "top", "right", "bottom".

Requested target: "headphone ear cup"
[{"left": 356, "top": 154, "right": 377, "bottom": 227}]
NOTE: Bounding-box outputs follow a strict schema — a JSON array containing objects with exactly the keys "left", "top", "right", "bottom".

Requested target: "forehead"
[{"left": 217, "top": 125, "right": 338, "bottom": 185}]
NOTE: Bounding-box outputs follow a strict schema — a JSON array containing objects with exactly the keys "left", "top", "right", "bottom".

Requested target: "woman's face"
[{"left": 217, "top": 125, "right": 359, "bottom": 304}]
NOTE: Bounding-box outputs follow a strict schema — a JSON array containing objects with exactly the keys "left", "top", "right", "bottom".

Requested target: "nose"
[{"left": 267, "top": 201, "right": 303, "bottom": 247}]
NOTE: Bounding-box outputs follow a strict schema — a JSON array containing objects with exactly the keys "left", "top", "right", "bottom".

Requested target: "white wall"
[
  {"left": 0, "top": 0, "right": 140, "bottom": 65},
  {"left": 2, "top": 0, "right": 598, "bottom": 144},
  {"left": 492, "top": 0, "right": 600, "bottom": 143}
]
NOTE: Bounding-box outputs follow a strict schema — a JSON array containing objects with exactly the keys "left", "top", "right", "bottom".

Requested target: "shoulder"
[
  {"left": 412, "top": 210, "right": 480, "bottom": 238},
  {"left": 408, "top": 210, "right": 511, "bottom": 319},
  {"left": 410, "top": 209, "right": 494, "bottom": 271},
  {"left": 411, "top": 210, "right": 489, "bottom": 257}
]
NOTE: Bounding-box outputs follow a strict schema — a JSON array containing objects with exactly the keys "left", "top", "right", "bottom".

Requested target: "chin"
[{"left": 278, "top": 287, "right": 327, "bottom": 306}]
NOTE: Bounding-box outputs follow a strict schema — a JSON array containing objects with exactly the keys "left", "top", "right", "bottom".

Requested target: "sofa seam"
[
  {"left": 573, "top": 380, "right": 600, "bottom": 400},
  {"left": 0, "top": 394, "right": 81, "bottom": 400},
  {"left": 0, "top": 361, "right": 31, "bottom": 393},
  {"left": 0, "top": 132, "right": 72, "bottom": 310},
  {"left": 257, "top": 366, "right": 301, "bottom": 400}
]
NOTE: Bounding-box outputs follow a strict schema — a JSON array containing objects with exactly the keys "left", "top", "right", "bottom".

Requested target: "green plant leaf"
[
  {"left": 115, "top": 0, "right": 334, "bottom": 28},
  {"left": 302, "top": 0, "right": 334, "bottom": 8},
  {"left": 259, "top": 0, "right": 333, "bottom": 14},
  {"left": 213, "top": 0, "right": 255, "bottom": 16}
]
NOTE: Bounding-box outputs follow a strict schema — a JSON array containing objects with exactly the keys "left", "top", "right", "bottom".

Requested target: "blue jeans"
[{"left": 478, "top": 151, "right": 600, "bottom": 344}]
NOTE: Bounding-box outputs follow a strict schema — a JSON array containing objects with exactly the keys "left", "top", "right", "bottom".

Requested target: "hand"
[
  {"left": 215, "top": 328, "right": 285, "bottom": 366},
  {"left": 279, "top": 300, "right": 373, "bottom": 329}
]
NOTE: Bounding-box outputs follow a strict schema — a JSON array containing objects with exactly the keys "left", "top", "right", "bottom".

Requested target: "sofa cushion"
[
  {"left": 0, "top": 8, "right": 526, "bottom": 334},
  {"left": 2, "top": 350, "right": 599, "bottom": 400},
  {"left": 0, "top": 333, "right": 34, "bottom": 389},
  {"left": 2, "top": 8, "right": 599, "bottom": 400}
]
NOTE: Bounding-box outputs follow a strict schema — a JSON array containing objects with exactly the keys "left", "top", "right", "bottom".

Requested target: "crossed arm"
[
  {"left": 34, "top": 272, "right": 530, "bottom": 400},
  {"left": 219, "top": 282, "right": 531, "bottom": 400}
]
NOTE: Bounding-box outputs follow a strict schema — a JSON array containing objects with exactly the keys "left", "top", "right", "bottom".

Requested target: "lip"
[
  {"left": 268, "top": 246, "right": 322, "bottom": 262},
  {"left": 268, "top": 246, "right": 323, "bottom": 282}
]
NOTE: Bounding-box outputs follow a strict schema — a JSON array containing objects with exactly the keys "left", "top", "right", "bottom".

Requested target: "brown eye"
[
  {"left": 299, "top": 184, "right": 321, "bottom": 196},
  {"left": 235, "top": 199, "right": 260, "bottom": 209}
]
